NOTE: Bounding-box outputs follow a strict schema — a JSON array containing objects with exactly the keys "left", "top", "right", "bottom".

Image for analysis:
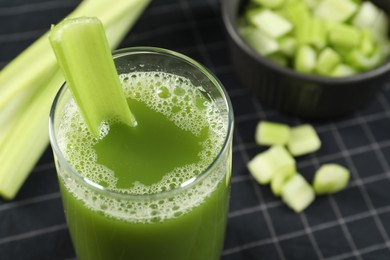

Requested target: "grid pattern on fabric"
[{"left": 1, "top": 0, "right": 390, "bottom": 259}]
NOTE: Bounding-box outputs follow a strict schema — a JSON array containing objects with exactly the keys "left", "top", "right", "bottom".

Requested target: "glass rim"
[{"left": 49, "top": 46, "right": 234, "bottom": 200}]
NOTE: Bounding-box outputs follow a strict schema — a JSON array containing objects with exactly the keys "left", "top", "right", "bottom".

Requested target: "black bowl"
[{"left": 222, "top": 0, "right": 390, "bottom": 118}]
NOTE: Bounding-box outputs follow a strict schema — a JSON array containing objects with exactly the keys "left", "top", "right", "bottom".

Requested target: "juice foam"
[{"left": 57, "top": 72, "right": 229, "bottom": 223}]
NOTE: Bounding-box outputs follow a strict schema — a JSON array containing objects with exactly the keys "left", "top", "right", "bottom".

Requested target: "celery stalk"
[
  {"left": 49, "top": 17, "right": 137, "bottom": 137},
  {"left": 0, "top": 71, "right": 62, "bottom": 199}
]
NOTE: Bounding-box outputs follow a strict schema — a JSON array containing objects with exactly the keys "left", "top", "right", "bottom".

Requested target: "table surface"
[{"left": 2, "top": 0, "right": 390, "bottom": 259}]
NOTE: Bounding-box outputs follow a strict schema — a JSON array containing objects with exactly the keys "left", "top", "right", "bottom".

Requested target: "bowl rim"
[{"left": 221, "top": 0, "right": 390, "bottom": 85}]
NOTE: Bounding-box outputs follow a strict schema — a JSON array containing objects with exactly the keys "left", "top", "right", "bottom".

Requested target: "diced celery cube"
[
  {"left": 49, "top": 17, "right": 137, "bottom": 137},
  {"left": 313, "top": 164, "right": 350, "bottom": 195},
  {"left": 314, "top": 0, "right": 358, "bottom": 22},
  {"left": 352, "top": 1, "right": 388, "bottom": 43},
  {"left": 255, "top": 121, "right": 290, "bottom": 146},
  {"left": 283, "top": 1, "right": 311, "bottom": 26},
  {"left": 281, "top": 174, "right": 315, "bottom": 212},
  {"left": 250, "top": 9, "right": 293, "bottom": 38},
  {"left": 271, "top": 170, "right": 296, "bottom": 196},
  {"left": 331, "top": 64, "right": 357, "bottom": 77},
  {"left": 241, "top": 28, "right": 279, "bottom": 56},
  {"left": 287, "top": 124, "right": 321, "bottom": 156},
  {"left": 294, "top": 45, "right": 317, "bottom": 73},
  {"left": 315, "top": 47, "right": 341, "bottom": 75},
  {"left": 296, "top": 17, "right": 326, "bottom": 50},
  {"left": 352, "top": 1, "right": 381, "bottom": 29},
  {"left": 360, "top": 30, "right": 375, "bottom": 56},
  {"left": 310, "top": 18, "right": 327, "bottom": 49},
  {"left": 329, "top": 23, "right": 362, "bottom": 49},
  {"left": 279, "top": 36, "right": 297, "bottom": 57},
  {"left": 378, "top": 38, "right": 390, "bottom": 58},
  {"left": 251, "top": 0, "right": 285, "bottom": 9},
  {"left": 347, "top": 47, "right": 383, "bottom": 71},
  {"left": 247, "top": 146, "right": 296, "bottom": 184}
]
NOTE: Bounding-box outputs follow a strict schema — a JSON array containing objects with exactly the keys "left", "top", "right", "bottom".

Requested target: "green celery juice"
[{"left": 56, "top": 71, "right": 231, "bottom": 260}]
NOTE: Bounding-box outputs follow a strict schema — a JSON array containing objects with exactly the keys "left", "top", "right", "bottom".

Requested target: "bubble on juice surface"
[{"left": 57, "top": 72, "right": 229, "bottom": 223}]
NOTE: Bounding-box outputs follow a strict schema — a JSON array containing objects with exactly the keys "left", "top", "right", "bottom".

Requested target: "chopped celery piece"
[
  {"left": 284, "top": 1, "right": 311, "bottom": 27},
  {"left": 314, "top": 0, "right": 358, "bottom": 22},
  {"left": 0, "top": 71, "right": 62, "bottom": 199},
  {"left": 313, "top": 164, "right": 350, "bottom": 195},
  {"left": 296, "top": 17, "right": 327, "bottom": 49},
  {"left": 251, "top": 0, "right": 285, "bottom": 9},
  {"left": 360, "top": 30, "right": 375, "bottom": 56},
  {"left": 281, "top": 174, "right": 315, "bottom": 213},
  {"left": 347, "top": 47, "right": 383, "bottom": 71},
  {"left": 315, "top": 47, "right": 341, "bottom": 75},
  {"left": 271, "top": 170, "right": 296, "bottom": 197},
  {"left": 288, "top": 124, "right": 321, "bottom": 156},
  {"left": 294, "top": 45, "right": 317, "bottom": 73},
  {"left": 352, "top": 2, "right": 389, "bottom": 43},
  {"left": 241, "top": 28, "right": 279, "bottom": 56},
  {"left": 250, "top": 9, "right": 293, "bottom": 39},
  {"left": 352, "top": 1, "right": 381, "bottom": 29},
  {"left": 331, "top": 63, "right": 357, "bottom": 77},
  {"left": 255, "top": 121, "right": 290, "bottom": 146},
  {"left": 267, "top": 53, "right": 289, "bottom": 66},
  {"left": 49, "top": 17, "right": 137, "bottom": 137},
  {"left": 247, "top": 146, "right": 296, "bottom": 184},
  {"left": 329, "top": 23, "right": 362, "bottom": 49},
  {"left": 279, "top": 36, "right": 297, "bottom": 57}
]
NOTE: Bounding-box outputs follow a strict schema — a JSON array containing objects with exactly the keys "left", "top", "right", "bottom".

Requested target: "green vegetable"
[
  {"left": 247, "top": 146, "right": 295, "bottom": 184},
  {"left": 283, "top": 1, "right": 311, "bottom": 27},
  {"left": 347, "top": 47, "right": 383, "bottom": 71},
  {"left": 352, "top": 1, "right": 383, "bottom": 33},
  {"left": 315, "top": 47, "right": 341, "bottom": 75},
  {"left": 248, "top": 120, "right": 351, "bottom": 212},
  {"left": 0, "top": 0, "right": 150, "bottom": 199},
  {"left": 281, "top": 174, "right": 315, "bottom": 213},
  {"left": 331, "top": 63, "right": 356, "bottom": 77},
  {"left": 288, "top": 124, "right": 321, "bottom": 156},
  {"left": 241, "top": 27, "right": 279, "bottom": 56},
  {"left": 239, "top": 0, "right": 390, "bottom": 76},
  {"left": 249, "top": 9, "right": 292, "bottom": 39},
  {"left": 279, "top": 36, "right": 297, "bottom": 57},
  {"left": 313, "top": 164, "right": 350, "bottom": 194},
  {"left": 255, "top": 121, "right": 290, "bottom": 146},
  {"left": 329, "top": 23, "right": 361, "bottom": 49},
  {"left": 314, "top": 0, "right": 358, "bottom": 22},
  {"left": 294, "top": 45, "right": 317, "bottom": 73},
  {"left": 0, "top": 71, "right": 63, "bottom": 199},
  {"left": 49, "top": 17, "right": 137, "bottom": 137},
  {"left": 271, "top": 170, "right": 296, "bottom": 196},
  {"left": 360, "top": 30, "right": 375, "bottom": 56}
]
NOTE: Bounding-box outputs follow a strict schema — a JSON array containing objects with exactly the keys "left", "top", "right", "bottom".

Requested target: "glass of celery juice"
[{"left": 49, "top": 47, "right": 234, "bottom": 260}]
